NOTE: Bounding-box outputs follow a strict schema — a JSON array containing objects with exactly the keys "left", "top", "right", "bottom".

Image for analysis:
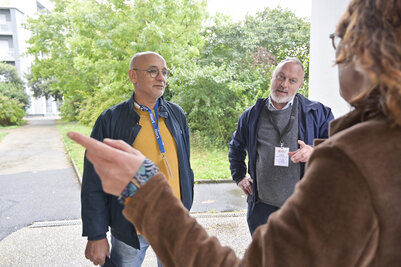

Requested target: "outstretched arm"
[
  {"left": 68, "top": 131, "right": 376, "bottom": 267},
  {"left": 67, "top": 131, "right": 241, "bottom": 266}
]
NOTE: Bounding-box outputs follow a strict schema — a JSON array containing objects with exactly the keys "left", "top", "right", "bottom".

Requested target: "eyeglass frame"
[
  {"left": 329, "top": 33, "right": 341, "bottom": 50},
  {"left": 132, "top": 68, "right": 171, "bottom": 79}
]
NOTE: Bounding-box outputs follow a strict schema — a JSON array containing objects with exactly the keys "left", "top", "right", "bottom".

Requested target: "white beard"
[{"left": 270, "top": 90, "right": 294, "bottom": 104}]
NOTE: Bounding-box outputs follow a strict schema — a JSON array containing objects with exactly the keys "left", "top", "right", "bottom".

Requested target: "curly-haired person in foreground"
[{"left": 68, "top": 0, "right": 401, "bottom": 265}]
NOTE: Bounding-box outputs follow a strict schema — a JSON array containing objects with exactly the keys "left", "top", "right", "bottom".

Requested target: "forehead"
[
  {"left": 276, "top": 62, "right": 303, "bottom": 78},
  {"left": 135, "top": 54, "right": 167, "bottom": 68}
]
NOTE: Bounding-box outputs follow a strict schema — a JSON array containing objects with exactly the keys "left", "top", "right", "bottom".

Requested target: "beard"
[{"left": 270, "top": 88, "right": 294, "bottom": 104}]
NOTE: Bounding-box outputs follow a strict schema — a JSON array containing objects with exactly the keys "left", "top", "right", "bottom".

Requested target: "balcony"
[
  {"left": 0, "top": 23, "right": 13, "bottom": 35},
  {"left": 0, "top": 50, "right": 15, "bottom": 61}
]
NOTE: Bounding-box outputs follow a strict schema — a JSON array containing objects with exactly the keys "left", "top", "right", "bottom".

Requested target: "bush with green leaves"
[
  {"left": 0, "top": 94, "right": 26, "bottom": 125},
  {"left": 170, "top": 64, "right": 268, "bottom": 147},
  {"left": 0, "top": 62, "right": 29, "bottom": 108}
]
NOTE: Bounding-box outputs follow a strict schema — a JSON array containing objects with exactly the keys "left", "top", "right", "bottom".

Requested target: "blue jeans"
[
  {"left": 110, "top": 234, "right": 163, "bottom": 267},
  {"left": 247, "top": 201, "right": 279, "bottom": 236}
]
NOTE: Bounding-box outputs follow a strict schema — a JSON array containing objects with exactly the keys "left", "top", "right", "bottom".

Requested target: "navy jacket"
[
  {"left": 228, "top": 93, "right": 334, "bottom": 205},
  {"left": 81, "top": 93, "right": 194, "bottom": 249}
]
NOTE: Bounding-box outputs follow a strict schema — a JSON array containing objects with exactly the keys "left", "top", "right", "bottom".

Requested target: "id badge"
[{"left": 274, "top": 147, "right": 289, "bottom": 167}]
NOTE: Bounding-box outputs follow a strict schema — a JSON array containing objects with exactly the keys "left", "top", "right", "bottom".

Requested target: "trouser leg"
[{"left": 247, "top": 201, "right": 279, "bottom": 236}]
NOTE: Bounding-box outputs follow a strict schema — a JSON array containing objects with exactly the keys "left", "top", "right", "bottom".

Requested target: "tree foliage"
[
  {"left": 170, "top": 65, "right": 241, "bottom": 146},
  {"left": 25, "top": 3, "right": 310, "bottom": 147},
  {"left": 26, "top": 74, "right": 60, "bottom": 101},
  {"left": 0, "top": 62, "right": 29, "bottom": 108},
  {"left": 200, "top": 7, "right": 310, "bottom": 93},
  {"left": 0, "top": 94, "right": 26, "bottom": 126},
  {"left": 25, "top": 0, "right": 207, "bottom": 124}
]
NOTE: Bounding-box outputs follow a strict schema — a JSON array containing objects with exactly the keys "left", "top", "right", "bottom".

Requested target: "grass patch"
[
  {"left": 56, "top": 121, "right": 232, "bottom": 181},
  {"left": 56, "top": 120, "right": 91, "bottom": 177},
  {"left": 0, "top": 132, "right": 8, "bottom": 142},
  {"left": 0, "top": 125, "right": 19, "bottom": 142},
  {"left": 191, "top": 145, "right": 231, "bottom": 180}
]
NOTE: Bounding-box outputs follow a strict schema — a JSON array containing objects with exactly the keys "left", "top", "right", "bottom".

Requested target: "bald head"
[{"left": 129, "top": 51, "right": 166, "bottom": 70}]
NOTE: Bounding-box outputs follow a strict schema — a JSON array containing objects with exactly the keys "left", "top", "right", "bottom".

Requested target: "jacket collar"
[
  {"left": 329, "top": 108, "right": 361, "bottom": 136},
  {"left": 130, "top": 92, "right": 168, "bottom": 118},
  {"left": 314, "top": 109, "right": 362, "bottom": 147}
]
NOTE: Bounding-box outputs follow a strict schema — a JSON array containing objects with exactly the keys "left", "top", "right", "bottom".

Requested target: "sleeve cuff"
[{"left": 118, "top": 158, "right": 159, "bottom": 204}]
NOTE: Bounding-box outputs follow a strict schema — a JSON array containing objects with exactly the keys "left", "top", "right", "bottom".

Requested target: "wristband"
[{"left": 118, "top": 158, "right": 159, "bottom": 204}]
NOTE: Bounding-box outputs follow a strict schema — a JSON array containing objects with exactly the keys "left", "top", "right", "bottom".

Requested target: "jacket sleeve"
[
  {"left": 228, "top": 112, "right": 248, "bottom": 184},
  {"left": 318, "top": 105, "right": 334, "bottom": 139},
  {"left": 81, "top": 115, "right": 111, "bottom": 240}
]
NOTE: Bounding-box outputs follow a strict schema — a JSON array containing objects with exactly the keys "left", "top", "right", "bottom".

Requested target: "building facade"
[{"left": 0, "top": 0, "right": 58, "bottom": 115}]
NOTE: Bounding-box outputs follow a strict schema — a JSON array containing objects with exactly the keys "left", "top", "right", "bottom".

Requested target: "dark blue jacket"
[
  {"left": 81, "top": 93, "right": 194, "bottom": 249},
  {"left": 228, "top": 93, "right": 334, "bottom": 205}
]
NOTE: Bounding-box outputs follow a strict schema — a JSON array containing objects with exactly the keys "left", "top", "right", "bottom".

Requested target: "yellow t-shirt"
[{"left": 133, "top": 106, "right": 181, "bottom": 199}]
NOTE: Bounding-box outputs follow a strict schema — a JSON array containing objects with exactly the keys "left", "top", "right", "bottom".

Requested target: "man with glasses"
[
  {"left": 81, "top": 51, "right": 194, "bottom": 266},
  {"left": 229, "top": 58, "right": 334, "bottom": 236}
]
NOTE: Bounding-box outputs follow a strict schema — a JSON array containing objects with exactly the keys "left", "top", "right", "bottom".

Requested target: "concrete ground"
[{"left": 0, "top": 116, "right": 251, "bottom": 266}]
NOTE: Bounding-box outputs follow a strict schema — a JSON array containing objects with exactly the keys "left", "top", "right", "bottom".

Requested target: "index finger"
[{"left": 67, "top": 131, "right": 120, "bottom": 161}]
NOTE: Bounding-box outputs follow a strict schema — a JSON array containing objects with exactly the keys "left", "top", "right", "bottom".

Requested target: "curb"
[
  {"left": 195, "top": 179, "right": 234, "bottom": 184},
  {"left": 61, "top": 138, "right": 83, "bottom": 185},
  {"left": 29, "top": 211, "right": 247, "bottom": 229}
]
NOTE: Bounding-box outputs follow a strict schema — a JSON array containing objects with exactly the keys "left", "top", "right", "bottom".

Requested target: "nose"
[{"left": 281, "top": 78, "right": 290, "bottom": 88}]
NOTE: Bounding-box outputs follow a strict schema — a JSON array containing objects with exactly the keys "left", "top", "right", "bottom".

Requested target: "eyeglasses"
[
  {"left": 132, "top": 68, "right": 171, "bottom": 79},
  {"left": 329, "top": 33, "right": 341, "bottom": 50}
]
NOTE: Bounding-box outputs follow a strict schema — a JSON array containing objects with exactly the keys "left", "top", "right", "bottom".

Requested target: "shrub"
[
  {"left": 0, "top": 62, "right": 29, "bottom": 108},
  {"left": 0, "top": 94, "right": 26, "bottom": 125}
]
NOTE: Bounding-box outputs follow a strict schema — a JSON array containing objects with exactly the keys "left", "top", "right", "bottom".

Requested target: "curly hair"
[{"left": 335, "top": 0, "right": 401, "bottom": 126}]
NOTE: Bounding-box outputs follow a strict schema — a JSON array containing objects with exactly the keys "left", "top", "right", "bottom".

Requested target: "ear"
[{"left": 129, "top": 69, "right": 137, "bottom": 84}]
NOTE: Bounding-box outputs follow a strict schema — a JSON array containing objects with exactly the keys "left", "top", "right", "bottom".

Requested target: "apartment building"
[{"left": 0, "top": 0, "right": 59, "bottom": 115}]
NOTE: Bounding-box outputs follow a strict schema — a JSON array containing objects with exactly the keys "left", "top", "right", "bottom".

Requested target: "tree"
[
  {"left": 26, "top": 74, "right": 60, "bottom": 101},
  {"left": 25, "top": 0, "right": 207, "bottom": 125},
  {"left": 0, "top": 62, "right": 27, "bottom": 125},
  {"left": 0, "top": 94, "right": 26, "bottom": 126},
  {"left": 201, "top": 7, "right": 310, "bottom": 74},
  {"left": 0, "top": 62, "right": 29, "bottom": 108}
]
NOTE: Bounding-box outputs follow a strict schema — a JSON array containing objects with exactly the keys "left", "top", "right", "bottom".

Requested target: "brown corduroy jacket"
[{"left": 123, "top": 110, "right": 401, "bottom": 267}]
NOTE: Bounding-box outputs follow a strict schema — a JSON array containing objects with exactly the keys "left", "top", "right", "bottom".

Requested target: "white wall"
[{"left": 309, "top": 0, "right": 350, "bottom": 118}]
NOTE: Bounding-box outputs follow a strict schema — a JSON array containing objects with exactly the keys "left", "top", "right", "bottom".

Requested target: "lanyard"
[
  {"left": 266, "top": 97, "right": 298, "bottom": 147},
  {"left": 137, "top": 100, "right": 165, "bottom": 153},
  {"left": 136, "top": 100, "right": 173, "bottom": 179}
]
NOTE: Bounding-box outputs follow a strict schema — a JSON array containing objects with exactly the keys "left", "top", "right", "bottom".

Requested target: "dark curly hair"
[{"left": 335, "top": 0, "right": 401, "bottom": 126}]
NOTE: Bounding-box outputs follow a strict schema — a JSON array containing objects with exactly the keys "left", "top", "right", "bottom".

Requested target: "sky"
[{"left": 207, "top": 0, "right": 312, "bottom": 20}]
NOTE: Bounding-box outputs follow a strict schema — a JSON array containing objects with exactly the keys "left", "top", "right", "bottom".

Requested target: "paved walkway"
[{"left": 0, "top": 116, "right": 251, "bottom": 266}]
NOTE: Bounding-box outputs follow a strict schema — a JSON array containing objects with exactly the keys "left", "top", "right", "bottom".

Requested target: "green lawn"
[
  {"left": 190, "top": 145, "right": 231, "bottom": 180},
  {"left": 56, "top": 121, "right": 232, "bottom": 181},
  {"left": 56, "top": 120, "right": 92, "bottom": 178},
  {"left": 0, "top": 132, "right": 8, "bottom": 142}
]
